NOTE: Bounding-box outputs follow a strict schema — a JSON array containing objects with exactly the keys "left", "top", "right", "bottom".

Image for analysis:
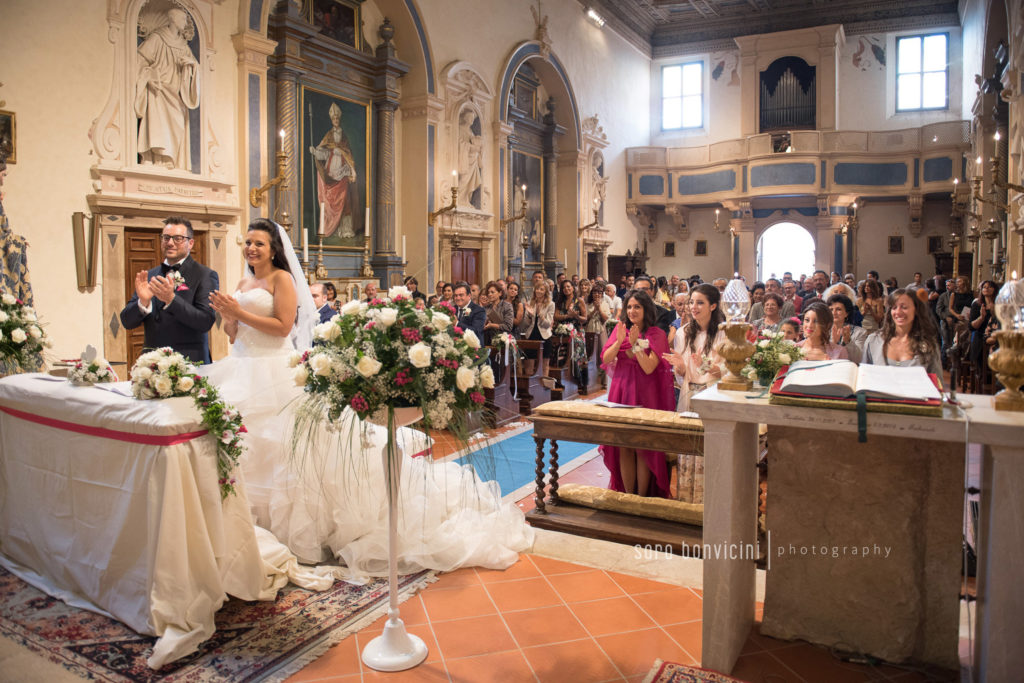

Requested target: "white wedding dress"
[{"left": 201, "top": 289, "right": 533, "bottom": 579}]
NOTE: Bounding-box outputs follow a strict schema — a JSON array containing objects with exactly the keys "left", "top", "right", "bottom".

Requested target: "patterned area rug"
[
  {"left": 642, "top": 659, "right": 748, "bottom": 683},
  {"left": 0, "top": 565, "right": 433, "bottom": 682}
]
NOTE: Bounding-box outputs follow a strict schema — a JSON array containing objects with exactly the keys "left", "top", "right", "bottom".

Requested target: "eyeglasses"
[{"left": 161, "top": 235, "right": 190, "bottom": 244}]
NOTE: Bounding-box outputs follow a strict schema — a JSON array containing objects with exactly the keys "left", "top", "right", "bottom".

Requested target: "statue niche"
[{"left": 135, "top": 1, "right": 201, "bottom": 172}]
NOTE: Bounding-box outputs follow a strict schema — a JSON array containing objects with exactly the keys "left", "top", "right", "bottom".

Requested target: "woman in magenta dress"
[{"left": 599, "top": 289, "right": 675, "bottom": 498}]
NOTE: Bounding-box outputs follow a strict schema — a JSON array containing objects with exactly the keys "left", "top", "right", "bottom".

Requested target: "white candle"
[
  {"left": 521, "top": 243, "right": 525, "bottom": 263},
  {"left": 365, "top": 206, "right": 370, "bottom": 231},
  {"left": 540, "top": 229, "right": 545, "bottom": 253},
  {"left": 402, "top": 235, "right": 407, "bottom": 261},
  {"left": 564, "top": 248, "right": 568, "bottom": 267},
  {"left": 318, "top": 202, "right": 325, "bottom": 236},
  {"left": 302, "top": 225, "right": 308, "bottom": 262}
]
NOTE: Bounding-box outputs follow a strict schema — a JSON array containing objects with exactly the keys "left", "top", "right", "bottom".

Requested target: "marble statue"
[
  {"left": 134, "top": 6, "right": 200, "bottom": 170},
  {"left": 458, "top": 109, "right": 483, "bottom": 208}
]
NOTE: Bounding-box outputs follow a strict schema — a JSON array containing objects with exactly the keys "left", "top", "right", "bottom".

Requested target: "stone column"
[
  {"left": 543, "top": 98, "right": 559, "bottom": 277},
  {"left": 274, "top": 67, "right": 301, "bottom": 235},
  {"left": 368, "top": 19, "right": 409, "bottom": 287}
]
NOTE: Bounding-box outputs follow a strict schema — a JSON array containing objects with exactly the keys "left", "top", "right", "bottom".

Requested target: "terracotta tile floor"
[{"left": 286, "top": 386, "right": 971, "bottom": 682}]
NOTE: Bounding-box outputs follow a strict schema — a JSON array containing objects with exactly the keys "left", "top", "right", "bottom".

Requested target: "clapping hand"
[
  {"left": 134, "top": 270, "right": 155, "bottom": 306},
  {"left": 613, "top": 321, "right": 627, "bottom": 345},
  {"left": 628, "top": 324, "right": 640, "bottom": 348},
  {"left": 210, "top": 290, "right": 241, "bottom": 321},
  {"left": 148, "top": 275, "right": 177, "bottom": 305}
]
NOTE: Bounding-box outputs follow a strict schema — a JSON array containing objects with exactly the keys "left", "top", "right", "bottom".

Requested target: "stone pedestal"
[{"left": 762, "top": 426, "right": 963, "bottom": 669}]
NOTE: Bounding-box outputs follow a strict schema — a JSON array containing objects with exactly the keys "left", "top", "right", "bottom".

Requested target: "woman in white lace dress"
[{"left": 204, "top": 219, "right": 532, "bottom": 578}]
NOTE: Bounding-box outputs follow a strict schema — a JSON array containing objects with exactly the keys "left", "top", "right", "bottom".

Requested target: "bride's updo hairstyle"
[{"left": 247, "top": 218, "right": 292, "bottom": 275}]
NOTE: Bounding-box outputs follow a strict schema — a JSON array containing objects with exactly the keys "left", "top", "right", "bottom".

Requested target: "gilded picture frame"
[
  {"left": 664, "top": 242, "right": 675, "bottom": 257},
  {"left": 300, "top": 86, "right": 371, "bottom": 252},
  {"left": 695, "top": 240, "right": 708, "bottom": 257},
  {"left": 510, "top": 150, "right": 544, "bottom": 264},
  {"left": 888, "top": 235, "right": 904, "bottom": 254},
  {"left": 0, "top": 110, "right": 15, "bottom": 164},
  {"left": 927, "top": 235, "right": 944, "bottom": 254},
  {"left": 308, "top": 0, "right": 361, "bottom": 50}
]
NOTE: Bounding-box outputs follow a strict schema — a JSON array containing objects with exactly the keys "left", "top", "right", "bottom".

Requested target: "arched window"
[{"left": 757, "top": 222, "right": 815, "bottom": 281}]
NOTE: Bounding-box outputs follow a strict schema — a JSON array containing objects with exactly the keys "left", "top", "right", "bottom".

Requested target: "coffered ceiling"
[{"left": 580, "top": 0, "right": 961, "bottom": 56}]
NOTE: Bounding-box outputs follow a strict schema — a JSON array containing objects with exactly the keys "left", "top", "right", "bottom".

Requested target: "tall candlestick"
[{"left": 318, "top": 202, "right": 325, "bottom": 236}]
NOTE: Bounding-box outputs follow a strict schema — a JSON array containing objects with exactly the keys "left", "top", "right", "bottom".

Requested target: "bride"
[{"left": 204, "top": 218, "right": 533, "bottom": 578}]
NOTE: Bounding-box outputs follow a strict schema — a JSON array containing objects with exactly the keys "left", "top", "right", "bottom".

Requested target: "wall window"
[
  {"left": 896, "top": 33, "right": 948, "bottom": 111},
  {"left": 662, "top": 62, "right": 702, "bottom": 130}
]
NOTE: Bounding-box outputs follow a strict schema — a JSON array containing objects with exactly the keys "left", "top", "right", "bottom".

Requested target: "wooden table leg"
[
  {"left": 533, "top": 434, "right": 546, "bottom": 513},
  {"left": 548, "top": 438, "right": 560, "bottom": 505}
]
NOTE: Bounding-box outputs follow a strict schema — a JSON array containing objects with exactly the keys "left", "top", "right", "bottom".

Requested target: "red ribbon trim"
[{"left": 0, "top": 405, "right": 208, "bottom": 446}]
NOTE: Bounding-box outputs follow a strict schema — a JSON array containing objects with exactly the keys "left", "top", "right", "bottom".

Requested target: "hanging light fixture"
[{"left": 585, "top": 6, "right": 605, "bottom": 27}]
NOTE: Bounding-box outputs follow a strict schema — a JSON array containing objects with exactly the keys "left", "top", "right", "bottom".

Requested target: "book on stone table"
[{"left": 768, "top": 359, "right": 943, "bottom": 416}]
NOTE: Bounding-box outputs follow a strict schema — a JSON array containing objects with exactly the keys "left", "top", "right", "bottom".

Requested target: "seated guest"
[
  {"left": 666, "top": 291, "right": 690, "bottom": 346},
  {"left": 797, "top": 301, "right": 849, "bottom": 361},
  {"left": 827, "top": 293, "right": 868, "bottom": 363},
  {"left": 664, "top": 283, "right": 726, "bottom": 413},
  {"left": 747, "top": 282, "right": 765, "bottom": 321},
  {"left": 404, "top": 276, "right": 427, "bottom": 303},
  {"left": 310, "top": 283, "right": 335, "bottom": 323},
  {"left": 453, "top": 281, "right": 486, "bottom": 339},
  {"left": 482, "top": 280, "right": 514, "bottom": 345},
  {"left": 362, "top": 281, "right": 379, "bottom": 301},
  {"left": 323, "top": 282, "right": 339, "bottom": 311},
  {"left": 751, "top": 292, "right": 784, "bottom": 338},
  {"left": 780, "top": 317, "right": 801, "bottom": 342},
  {"left": 600, "top": 290, "right": 674, "bottom": 498},
  {"left": 864, "top": 288, "right": 942, "bottom": 377}
]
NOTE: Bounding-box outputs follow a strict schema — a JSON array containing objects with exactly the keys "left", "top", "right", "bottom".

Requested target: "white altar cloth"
[{"left": 0, "top": 374, "right": 328, "bottom": 668}]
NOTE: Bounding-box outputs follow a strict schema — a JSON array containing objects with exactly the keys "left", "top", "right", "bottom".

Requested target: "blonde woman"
[{"left": 517, "top": 280, "right": 554, "bottom": 376}]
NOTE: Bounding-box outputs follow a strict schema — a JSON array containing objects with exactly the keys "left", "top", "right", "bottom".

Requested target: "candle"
[
  {"left": 302, "top": 225, "right": 308, "bottom": 262},
  {"left": 521, "top": 243, "right": 525, "bottom": 264},
  {"left": 318, "top": 202, "right": 325, "bottom": 236},
  {"left": 540, "top": 229, "right": 545, "bottom": 253},
  {"left": 564, "top": 248, "right": 568, "bottom": 266},
  {"left": 402, "top": 235, "right": 407, "bottom": 261},
  {"left": 365, "top": 206, "right": 370, "bottom": 231}
]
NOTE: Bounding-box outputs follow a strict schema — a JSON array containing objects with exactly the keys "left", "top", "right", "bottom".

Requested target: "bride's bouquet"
[
  {"left": 129, "top": 347, "right": 246, "bottom": 498},
  {"left": 292, "top": 285, "right": 492, "bottom": 430},
  {"left": 67, "top": 346, "right": 117, "bottom": 385},
  {"left": 0, "top": 291, "right": 50, "bottom": 374}
]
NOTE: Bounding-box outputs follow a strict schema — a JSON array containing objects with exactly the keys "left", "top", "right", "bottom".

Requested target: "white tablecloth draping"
[{"left": 0, "top": 374, "right": 336, "bottom": 668}]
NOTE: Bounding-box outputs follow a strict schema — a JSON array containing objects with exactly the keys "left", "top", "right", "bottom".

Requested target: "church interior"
[{"left": 1, "top": 0, "right": 1022, "bottom": 681}]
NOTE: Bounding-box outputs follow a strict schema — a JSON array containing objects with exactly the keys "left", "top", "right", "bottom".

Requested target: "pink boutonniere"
[{"left": 168, "top": 270, "right": 189, "bottom": 292}]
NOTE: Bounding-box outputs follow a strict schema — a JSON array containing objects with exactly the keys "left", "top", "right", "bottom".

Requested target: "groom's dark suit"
[
  {"left": 455, "top": 301, "right": 486, "bottom": 339},
  {"left": 119, "top": 257, "right": 219, "bottom": 363}
]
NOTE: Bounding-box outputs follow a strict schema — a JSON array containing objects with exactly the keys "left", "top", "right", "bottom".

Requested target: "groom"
[{"left": 119, "top": 216, "right": 219, "bottom": 363}]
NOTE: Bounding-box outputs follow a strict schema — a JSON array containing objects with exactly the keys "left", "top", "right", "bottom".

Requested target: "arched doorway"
[{"left": 757, "top": 222, "right": 815, "bottom": 281}]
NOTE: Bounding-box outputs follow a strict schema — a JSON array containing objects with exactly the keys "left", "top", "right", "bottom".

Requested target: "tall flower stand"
[{"left": 361, "top": 406, "right": 429, "bottom": 671}]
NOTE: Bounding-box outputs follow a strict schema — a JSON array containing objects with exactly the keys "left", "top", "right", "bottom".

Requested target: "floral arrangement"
[
  {"left": 605, "top": 317, "right": 619, "bottom": 332},
  {"left": 0, "top": 291, "right": 50, "bottom": 374},
  {"left": 68, "top": 358, "right": 118, "bottom": 385},
  {"left": 130, "top": 347, "right": 246, "bottom": 498},
  {"left": 744, "top": 331, "right": 803, "bottom": 387},
  {"left": 553, "top": 322, "right": 576, "bottom": 336},
  {"left": 291, "top": 286, "right": 492, "bottom": 430},
  {"left": 167, "top": 270, "right": 189, "bottom": 292}
]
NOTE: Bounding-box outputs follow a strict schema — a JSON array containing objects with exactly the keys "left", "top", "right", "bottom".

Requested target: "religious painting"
[
  {"left": 695, "top": 240, "right": 708, "bottom": 257},
  {"left": 300, "top": 86, "right": 370, "bottom": 251},
  {"left": 888, "top": 235, "right": 904, "bottom": 254},
  {"left": 664, "top": 242, "right": 675, "bottom": 257},
  {"left": 928, "top": 235, "right": 944, "bottom": 254},
  {"left": 0, "top": 111, "right": 15, "bottom": 164},
  {"left": 510, "top": 150, "right": 543, "bottom": 264},
  {"left": 309, "top": 0, "right": 360, "bottom": 50}
]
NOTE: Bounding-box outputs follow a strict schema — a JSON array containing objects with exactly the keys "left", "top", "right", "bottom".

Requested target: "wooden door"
[
  {"left": 123, "top": 228, "right": 208, "bottom": 369},
  {"left": 586, "top": 251, "right": 600, "bottom": 280},
  {"left": 451, "top": 248, "right": 480, "bottom": 286},
  {"left": 606, "top": 255, "right": 628, "bottom": 291}
]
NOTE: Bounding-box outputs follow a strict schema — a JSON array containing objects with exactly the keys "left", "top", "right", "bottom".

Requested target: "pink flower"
[
  {"left": 394, "top": 369, "right": 413, "bottom": 386},
  {"left": 401, "top": 327, "right": 421, "bottom": 343},
  {"left": 452, "top": 326, "right": 464, "bottom": 336},
  {"left": 350, "top": 393, "right": 369, "bottom": 412},
  {"left": 239, "top": 424, "right": 248, "bottom": 433},
  {"left": 470, "top": 391, "right": 485, "bottom": 404}
]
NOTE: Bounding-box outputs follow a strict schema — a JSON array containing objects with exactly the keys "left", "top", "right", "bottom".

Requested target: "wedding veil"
[{"left": 271, "top": 221, "right": 317, "bottom": 351}]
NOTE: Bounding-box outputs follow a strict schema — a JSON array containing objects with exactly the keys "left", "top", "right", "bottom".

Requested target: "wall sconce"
[
  {"left": 429, "top": 170, "right": 459, "bottom": 223},
  {"left": 250, "top": 129, "right": 288, "bottom": 209},
  {"left": 500, "top": 185, "right": 527, "bottom": 230},
  {"left": 579, "top": 201, "right": 600, "bottom": 235},
  {"left": 990, "top": 155, "right": 1024, "bottom": 197},
  {"left": 713, "top": 208, "right": 723, "bottom": 233},
  {"left": 585, "top": 6, "right": 605, "bottom": 27},
  {"left": 842, "top": 201, "right": 859, "bottom": 234}
]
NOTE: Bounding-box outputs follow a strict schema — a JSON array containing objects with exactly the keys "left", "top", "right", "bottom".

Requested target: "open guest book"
[{"left": 769, "top": 359, "right": 943, "bottom": 417}]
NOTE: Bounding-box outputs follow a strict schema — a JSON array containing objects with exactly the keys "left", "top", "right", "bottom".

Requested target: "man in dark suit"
[
  {"left": 632, "top": 275, "right": 675, "bottom": 334},
  {"left": 119, "top": 216, "right": 219, "bottom": 363},
  {"left": 452, "top": 280, "right": 485, "bottom": 339},
  {"left": 310, "top": 283, "right": 335, "bottom": 323}
]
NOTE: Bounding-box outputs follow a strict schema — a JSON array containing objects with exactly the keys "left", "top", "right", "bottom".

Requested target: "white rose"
[
  {"left": 23, "top": 310, "right": 37, "bottom": 322},
  {"left": 293, "top": 366, "right": 308, "bottom": 386},
  {"left": 456, "top": 366, "right": 476, "bottom": 392},
  {"left": 408, "top": 342, "right": 432, "bottom": 368},
  {"left": 153, "top": 375, "right": 173, "bottom": 396},
  {"left": 758, "top": 339, "right": 770, "bottom": 348},
  {"left": 387, "top": 285, "right": 411, "bottom": 300},
  {"left": 310, "top": 353, "right": 332, "bottom": 377},
  {"left": 376, "top": 307, "right": 398, "bottom": 327},
  {"left": 0, "top": 311, "right": 8, "bottom": 322},
  {"left": 479, "top": 365, "right": 495, "bottom": 389},
  {"left": 10, "top": 328, "right": 26, "bottom": 343},
  {"left": 431, "top": 312, "right": 451, "bottom": 329},
  {"left": 287, "top": 351, "right": 303, "bottom": 368},
  {"left": 85, "top": 372, "right": 98, "bottom": 383},
  {"left": 1, "top": 293, "right": 16, "bottom": 305},
  {"left": 341, "top": 299, "right": 362, "bottom": 316},
  {"left": 177, "top": 375, "right": 194, "bottom": 392},
  {"left": 355, "top": 355, "right": 382, "bottom": 378},
  {"left": 462, "top": 329, "right": 480, "bottom": 349},
  {"left": 134, "top": 366, "right": 153, "bottom": 380},
  {"left": 314, "top": 321, "right": 341, "bottom": 342},
  {"left": 157, "top": 357, "right": 173, "bottom": 372},
  {"left": 28, "top": 326, "right": 42, "bottom": 339},
  {"left": 778, "top": 353, "right": 791, "bottom": 365}
]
